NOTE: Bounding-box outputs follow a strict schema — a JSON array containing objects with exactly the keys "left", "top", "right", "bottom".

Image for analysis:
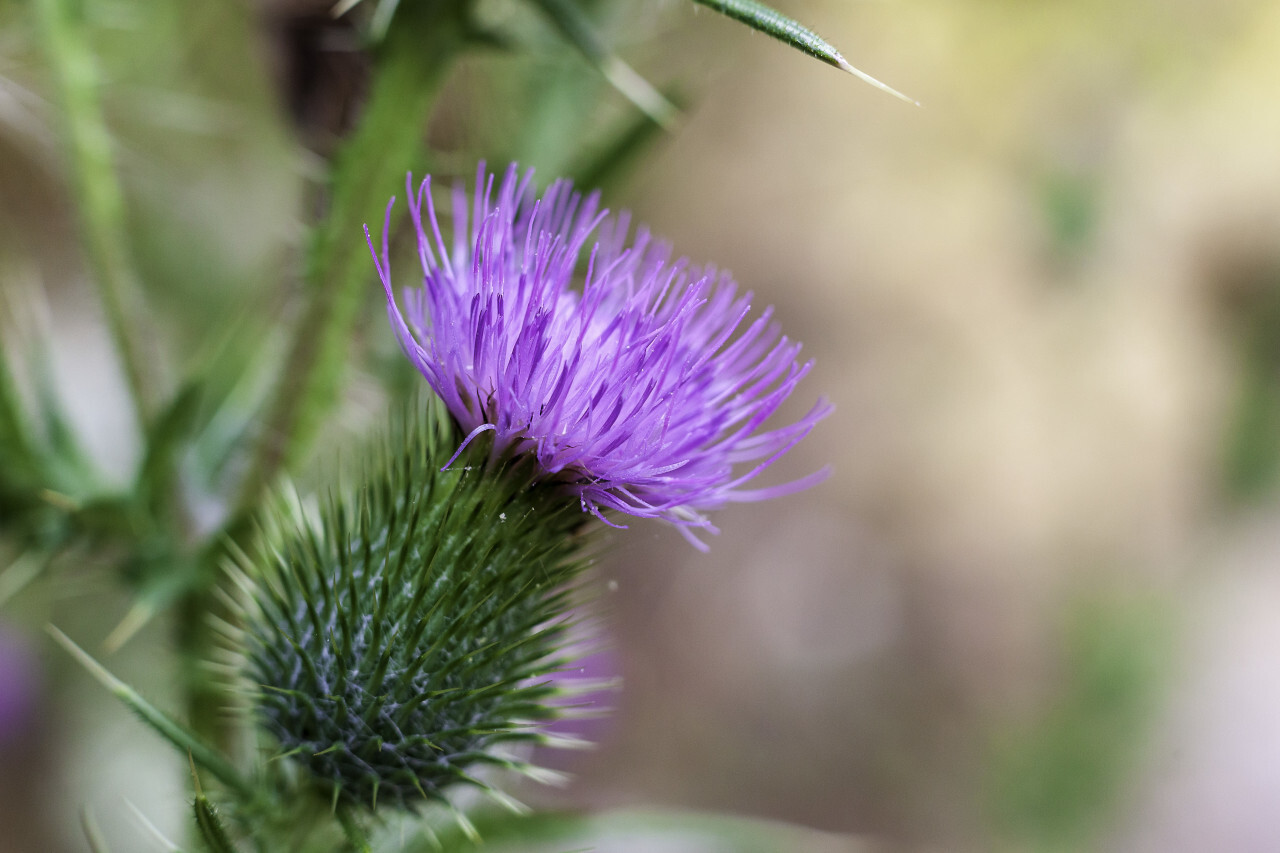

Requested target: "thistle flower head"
[{"left": 367, "top": 164, "right": 832, "bottom": 547}]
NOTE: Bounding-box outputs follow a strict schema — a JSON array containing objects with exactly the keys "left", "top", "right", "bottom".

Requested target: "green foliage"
[
  {"left": 47, "top": 626, "right": 254, "bottom": 798},
  {"left": 33, "top": 0, "right": 158, "bottom": 425},
  {"left": 193, "top": 795, "right": 237, "bottom": 853},
  {"left": 1221, "top": 271, "right": 1280, "bottom": 503},
  {"left": 529, "top": 0, "right": 678, "bottom": 125},
  {"left": 239, "top": 1, "right": 467, "bottom": 509},
  {"left": 1039, "top": 170, "right": 1102, "bottom": 267},
  {"left": 8, "top": 0, "right": 886, "bottom": 847},
  {"left": 570, "top": 86, "right": 685, "bottom": 193},
  {"left": 985, "top": 597, "right": 1170, "bottom": 851},
  {"left": 80, "top": 808, "right": 113, "bottom": 853}
]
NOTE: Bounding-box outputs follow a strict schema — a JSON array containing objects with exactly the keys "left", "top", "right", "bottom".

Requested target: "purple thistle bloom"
[
  {"left": 0, "top": 623, "right": 38, "bottom": 747},
  {"left": 366, "top": 163, "right": 832, "bottom": 548}
]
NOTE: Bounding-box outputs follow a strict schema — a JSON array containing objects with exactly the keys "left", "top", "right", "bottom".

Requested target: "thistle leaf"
[
  {"left": 571, "top": 86, "right": 684, "bottom": 193},
  {"left": 126, "top": 800, "right": 185, "bottom": 852},
  {"left": 0, "top": 550, "right": 51, "bottom": 607},
  {"left": 192, "top": 797, "right": 236, "bottom": 853},
  {"left": 690, "top": 0, "right": 916, "bottom": 103},
  {"left": 135, "top": 382, "right": 202, "bottom": 521},
  {"left": 80, "top": 807, "right": 113, "bottom": 853},
  {"left": 46, "top": 625, "right": 254, "bottom": 799},
  {"left": 0, "top": 322, "right": 40, "bottom": 483},
  {"left": 529, "top": 0, "right": 679, "bottom": 126}
]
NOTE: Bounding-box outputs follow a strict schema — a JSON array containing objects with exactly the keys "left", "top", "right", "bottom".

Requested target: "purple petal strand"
[{"left": 369, "top": 163, "right": 832, "bottom": 544}]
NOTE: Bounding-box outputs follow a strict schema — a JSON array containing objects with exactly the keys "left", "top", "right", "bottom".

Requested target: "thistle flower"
[{"left": 367, "top": 164, "right": 832, "bottom": 548}]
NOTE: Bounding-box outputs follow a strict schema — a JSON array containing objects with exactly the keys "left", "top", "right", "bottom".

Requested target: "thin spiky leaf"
[
  {"left": 126, "top": 800, "right": 184, "bottom": 852},
  {"left": 0, "top": 550, "right": 51, "bottom": 607},
  {"left": 80, "top": 807, "right": 112, "bottom": 853},
  {"left": 690, "top": 0, "right": 916, "bottom": 103},
  {"left": 336, "top": 810, "right": 373, "bottom": 852},
  {"left": 529, "top": 0, "right": 678, "bottom": 126},
  {"left": 46, "top": 626, "right": 253, "bottom": 799},
  {"left": 0, "top": 324, "right": 40, "bottom": 482},
  {"left": 135, "top": 382, "right": 201, "bottom": 520},
  {"left": 571, "top": 87, "right": 683, "bottom": 193},
  {"left": 192, "top": 797, "right": 236, "bottom": 853}
]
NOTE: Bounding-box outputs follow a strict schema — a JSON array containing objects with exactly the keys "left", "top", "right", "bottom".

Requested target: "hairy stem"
[
  {"left": 33, "top": 0, "right": 157, "bottom": 428},
  {"left": 189, "top": 0, "right": 467, "bottom": 758},
  {"left": 238, "top": 3, "right": 465, "bottom": 511}
]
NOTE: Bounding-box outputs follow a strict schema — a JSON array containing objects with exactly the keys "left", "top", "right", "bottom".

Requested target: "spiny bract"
[{"left": 236, "top": 405, "right": 593, "bottom": 810}]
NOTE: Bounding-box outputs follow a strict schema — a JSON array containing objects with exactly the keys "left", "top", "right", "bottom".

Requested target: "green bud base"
[{"left": 236, "top": 403, "right": 594, "bottom": 812}]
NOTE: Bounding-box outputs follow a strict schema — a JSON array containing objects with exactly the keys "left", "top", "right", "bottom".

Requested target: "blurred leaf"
[
  {"left": 1221, "top": 273, "right": 1280, "bottom": 503},
  {"left": 0, "top": 339, "right": 52, "bottom": 538},
  {"left": 192, "top": 796, "right": 236, "bottom": 853},
  {"left": 80, "top": 807, "right": 113, "bottom": 853},
  {"left": 0, "top": 549, "right": 53, "bottom": 607},
  {"left": 135, "top": 382, "right": 202, "bottom": 521},
  {"left": 0, "top": 335, "right": 40, "bottom": 485},
  {"left": 34, "top": 0, "right": 159, "bottom": 424},
  {"left": 571, "top": 86, "right": 685, "bottom": 193},
  {"left": 415, "top": 807, "right": 866, "bottom": 852},
  {"left": 462, "top": 20, "right": 519, "bottom": 52},
  {"left": 528, "top": 0, "right": 679, "bottom": 126},
  {"left": 1040, "top": 170, "right": 1100, "bottom": 265},
  {"left": 1223, "top": 355, "right": 1280, "bottom": 502},
  {"left": 0, "top": 286, "right": 100, "bottom": 505},
  {"left": 690, "top": 0, "right": 915, "bottom": 103},
  {"left": 336, "top": 811, "right": 373, "bottom": 853},
  {"left": 127, "top": 799, "right": 186, "bottom": 852},
  {"left": 505, "top": 49, "right": 608, "bottom": 176},
  {"left": 28, "top": 328, "right": 97, "bottom": 492},
  {"left": 47, "top": 625, "right": 254, "bottom": 799},
  {"left": 240, "top": 0, "right": 464, "bottom": 511},
  {"left": 985, "top": 597, "right": 1170, "bottom": 850},
  {"left": 69, "top": 493, "right": 137, "bottom": 539},
  {"left": 177, "top": 309, "right": 282, "bottom": 493}
]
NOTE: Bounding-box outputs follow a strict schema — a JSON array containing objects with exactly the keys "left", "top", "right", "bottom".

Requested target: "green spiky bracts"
[{"left": 232, "top": 404, "right": 596, "bottom": 812}]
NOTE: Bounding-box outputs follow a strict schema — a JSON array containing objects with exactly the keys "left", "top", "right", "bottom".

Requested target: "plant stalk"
[
  {"left": 238, "top": 2, "right": 466, "bottom": 512},
  {"left": 189, "top": 0, "right": 467, "bottom": 756},
  {"left": 33, "top": 0, "right": 157, "bottom": 429}
]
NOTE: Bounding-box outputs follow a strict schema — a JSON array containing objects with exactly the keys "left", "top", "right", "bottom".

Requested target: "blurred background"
[{"left": 5, "top": 0, "right": 1280, "bottom": 850}]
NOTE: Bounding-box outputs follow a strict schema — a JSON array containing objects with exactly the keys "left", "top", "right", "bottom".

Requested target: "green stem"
[
  {"left": 190, "top": 0, "right": 467, "bottom": 756},
  {"left": 33, "top": 0, "right": 156, "bottom": 428},
  {"left": 237, "top": 3, "right": 465, "bottom": 512},
  {"left": 0, "top": 338, "right": 40, "bottom": 484}
]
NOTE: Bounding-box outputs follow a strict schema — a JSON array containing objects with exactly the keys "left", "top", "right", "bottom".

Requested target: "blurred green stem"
[
  {"left": 0, "top": 340, "right": 40, "bottom": 482},
  {"left": 191, "top": 0, "right": 466, "bottom": 754},
  {"left": 237, "top": 2, "right": 465, "bottom": 512},
  {"left": 34, "top": 0, "right": 155, "bottom": 429}
]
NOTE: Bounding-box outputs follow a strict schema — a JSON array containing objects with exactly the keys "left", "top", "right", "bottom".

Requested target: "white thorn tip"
[{"left": 835, "top": 57, "right": 919, "bottom": 106}]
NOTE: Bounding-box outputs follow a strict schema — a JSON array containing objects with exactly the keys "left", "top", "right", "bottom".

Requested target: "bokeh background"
[{"left": 5, "top": 0, "right": 1280, "bottom": 850}]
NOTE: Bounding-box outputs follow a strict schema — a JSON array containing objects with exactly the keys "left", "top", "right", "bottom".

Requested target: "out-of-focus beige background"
[
  {"left": 569, "top": 1, "right": 1280, "bottom": 849},
  {"left": 5, "top": 0, "right": 1280, "bottom": 850}
]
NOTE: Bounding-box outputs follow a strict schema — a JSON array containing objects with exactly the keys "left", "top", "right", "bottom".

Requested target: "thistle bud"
[{"left": 235, "top": 406, "right": 593, "bottom": 811}]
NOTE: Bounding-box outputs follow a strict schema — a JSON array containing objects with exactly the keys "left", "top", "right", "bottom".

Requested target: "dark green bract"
[{"left": 239, "top": 405, "right": 593, "bottom": 810}]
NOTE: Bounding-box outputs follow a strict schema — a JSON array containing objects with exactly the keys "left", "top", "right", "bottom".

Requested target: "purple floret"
[{"left": 366, "top": 163, "right": 832, "bottom": 548}]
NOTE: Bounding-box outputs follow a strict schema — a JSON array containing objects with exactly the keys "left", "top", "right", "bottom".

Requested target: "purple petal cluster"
[{"left": 367, "top": 164, "right": 832, "bottom": 547}]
